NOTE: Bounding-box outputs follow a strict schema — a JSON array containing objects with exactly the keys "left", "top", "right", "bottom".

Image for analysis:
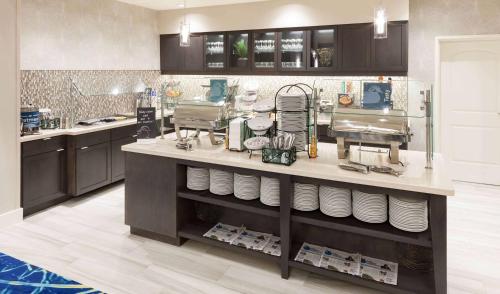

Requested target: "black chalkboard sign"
[{"left": 137, "top": 107, "right": 157, "bottom": 140}]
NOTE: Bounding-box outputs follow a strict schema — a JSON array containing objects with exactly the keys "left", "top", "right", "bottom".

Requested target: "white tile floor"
[{"left": 0, "top": 181, "right": 498, "bottom": 293}]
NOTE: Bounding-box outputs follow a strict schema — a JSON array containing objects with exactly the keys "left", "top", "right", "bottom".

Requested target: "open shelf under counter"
[
  {"left": 291, "top": 210, "right": 432, "bottom": 247},
  {"left": 178, "top": 222, "right": 281, "bottom": 263},
  {"left": 178, "top": 189, "right": 281, "bottom": 218},
  {"left": 289, "top": 260, "right": 433, "bottom": 294}
]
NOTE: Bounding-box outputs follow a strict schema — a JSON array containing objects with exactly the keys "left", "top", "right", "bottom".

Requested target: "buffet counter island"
[{"left": 122, "top": 132, "right": 454, "bottom": 294}]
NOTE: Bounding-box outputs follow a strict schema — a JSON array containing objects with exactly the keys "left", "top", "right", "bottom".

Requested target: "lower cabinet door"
[
  {"left": 22, "top": 149, "right": 67, "bottom": 210},
  {"left": 111, "top": 136, "right": 136, "bottom": 182},
  {"left": 76, "top": 142, "right": 111, "bottom": 195}
]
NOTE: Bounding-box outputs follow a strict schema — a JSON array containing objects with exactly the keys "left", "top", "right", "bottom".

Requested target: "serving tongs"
[{"left": 346, "top": 160, "right": 402, "bottom": 177}]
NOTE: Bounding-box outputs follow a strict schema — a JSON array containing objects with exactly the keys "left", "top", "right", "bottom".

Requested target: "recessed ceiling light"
[{"left": 176, "top": 3, "right": 185, "bottom": 8}]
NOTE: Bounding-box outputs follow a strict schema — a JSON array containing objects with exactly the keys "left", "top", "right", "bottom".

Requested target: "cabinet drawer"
[
  {"left": 111, "top": 125, "right": 137, "bottom": 141},
  {"left": 75, "top": 130, "right": 110, "bottom": 148},
  {"left": 22, "top": 136, "right": 66, "bottom": 157}
]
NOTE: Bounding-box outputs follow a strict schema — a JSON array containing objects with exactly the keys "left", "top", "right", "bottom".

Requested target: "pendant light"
[
  {"left": 374, "top": 6, "right": 388, "bottom": 39},
  {"left": 179, "top": 0, "right": 191, "bottom": 47}
]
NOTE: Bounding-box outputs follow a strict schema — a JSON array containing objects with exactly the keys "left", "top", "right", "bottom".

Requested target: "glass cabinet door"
[
  {"left": 253, "top": 31, "right": 276, "bottom": 71},
  {"left": 229, "top": 32, "right": 250, "bottom": 71},
  {"left": 309, "top": 28, "right": 336, "bottom": 70},
  {"left": 279, "top": 30, "right": 306, "bottom": 70},
  {"left": 205, "top": 33, "right": 226, "bottom": 71}
]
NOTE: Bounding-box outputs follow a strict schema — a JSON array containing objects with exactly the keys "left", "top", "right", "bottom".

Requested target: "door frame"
[{"left": 435, "top": 34, "right": 500, "bottom": 153}]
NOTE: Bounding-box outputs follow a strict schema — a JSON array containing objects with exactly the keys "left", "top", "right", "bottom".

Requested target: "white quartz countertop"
[
  {"left": 20, "top": 111, "right": 173, "bottom": 143},
  {"left": 122, "top": 132, "right": 455, "bottom": 196},
  {"left": 20, "top": 119, "right": 138, "bottom": 142}
]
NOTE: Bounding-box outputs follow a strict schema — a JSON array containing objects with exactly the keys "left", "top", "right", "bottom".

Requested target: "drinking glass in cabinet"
[
  {"left": 229, "top": 32, "right": 250, "bottom": 70},
  {"left": 254, "top": 32, "right": 276, "bottom": 70},
  {"left": 310, "top": 28, "right": 336, "bottom": 69},
  {"left": 280, "top": 31, "right": 305, "bottom": 69},
  {"left": 205, "top": 34, "right": 225, "bottom": 69}
]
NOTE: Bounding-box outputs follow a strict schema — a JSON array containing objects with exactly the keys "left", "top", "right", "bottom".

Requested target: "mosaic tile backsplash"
[
  {"left": 21, "top": 71, "right": 409, "bottom": 122},
  {"left": 21, "top": 70, "right": 160, "bottom": 121},
  {"left": 159, "top": 75, "right": 409, "bottom": 111}
]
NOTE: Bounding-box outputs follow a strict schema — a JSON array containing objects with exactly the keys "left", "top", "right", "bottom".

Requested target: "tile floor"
[{"left": 0, "top": 181, "right": 497, "bottom": 293}]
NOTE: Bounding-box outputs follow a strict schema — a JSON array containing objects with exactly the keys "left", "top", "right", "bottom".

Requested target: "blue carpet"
[{"left": 0, "top": 252, "right": 101, "bottom": 294}]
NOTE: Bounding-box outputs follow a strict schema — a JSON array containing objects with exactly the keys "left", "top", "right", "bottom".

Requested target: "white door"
[{"left": 439, "top": 37, "right": 500, "bottom": 185}]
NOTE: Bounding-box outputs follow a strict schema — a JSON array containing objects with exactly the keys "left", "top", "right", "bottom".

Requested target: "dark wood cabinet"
[
  {"left": 22, "top": 147, "right": 67, "bottom": 216},
  {"left": 111, "top": 136, "right": 137, "bottom": 182},
  {"left": 75, "top": 142, "right": 112, "bottom": 195},
  {"left": 160, "top": 35, "right": 204, "bottom": 74},
  {"left": 338, "top": 24, "right": 372, "bottom": 72},
  {"left": 371, "top": 22, "right": 408, "bottom": 72},
  {"left": 160, "top": 21, "right": 408, "bottom": 76},
  {"left": 278, "top": 30, "right": 307, "bottom": 71},
  {"left": 160, "top": 35, "right": 184, "bottom": 72}
]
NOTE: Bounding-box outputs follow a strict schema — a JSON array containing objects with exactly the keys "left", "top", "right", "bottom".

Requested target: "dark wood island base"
[{"left": 124, "top": 151, "right": 448, "bottom": 294}]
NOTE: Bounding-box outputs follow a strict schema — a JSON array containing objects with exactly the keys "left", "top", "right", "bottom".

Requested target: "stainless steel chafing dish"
[
  {"left": 171, "top": 100, "right": 233, "bottom": 145},
  {"left": 328, "top": 108, "right": 411, "bottom": 164}
]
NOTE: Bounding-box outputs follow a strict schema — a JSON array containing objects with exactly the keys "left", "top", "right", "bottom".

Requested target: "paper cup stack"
[
  {"left": 260, "top": 176, "right": 280, "bottom": 206},
  {"left": 234, "top": 173, "right": 260, "bottom": 200},
  {"left": 389, "top": 196, "right": 428, "bottom": 232},
  {"left": 319, "top": 186, "right": 352, "bottom": 217},
  {"left": 293, "top": 183, "right": 319, "bottom": 211},
  {"left": 209, "top": 169, "right": 234, "bottom": 195},
  {"left": 186, "top": 167, "right": 210, "bottom": 191},
  {"left": 352, "top": 190, "right": 388, "bottom": 223}
]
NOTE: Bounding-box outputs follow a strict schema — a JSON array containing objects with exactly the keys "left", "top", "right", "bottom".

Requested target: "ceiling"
[{"left": 115, "top": 0, "right": 270, "bottom": 11}]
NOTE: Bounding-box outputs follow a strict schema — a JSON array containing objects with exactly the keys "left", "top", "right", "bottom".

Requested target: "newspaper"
[
  {"left": 360, "top": 256, "right": 399, "bottom": 285},
  {"left": 294, "top": 243, "right": 325, "bottom": 267},
  {"left": 320, "top": 247, "right": 361, "bottom": 276},
  {"left": 262, "top": 236, "right": 281, "bottom": 257},
  {"left": 203, "top": 223, "right": 245, "bottom": 243},
  {"left": 231, "top": 229, "right": 272, "bottom": 251}
]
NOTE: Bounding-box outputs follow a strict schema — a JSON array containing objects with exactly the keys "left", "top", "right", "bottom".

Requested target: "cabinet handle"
[
  {"left": 43, "top": 137, "right": 52, "bottom": 141},
  {"left": 56, "top": 148, "right": 65, "bottom": 152},
  {"left": 80, "top": 146, "right": 88, "bottom": 150}
]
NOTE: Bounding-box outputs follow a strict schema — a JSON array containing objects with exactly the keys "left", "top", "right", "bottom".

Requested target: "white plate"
[{"left": 244, "top": 137, "right": 270, "bottom": 150}]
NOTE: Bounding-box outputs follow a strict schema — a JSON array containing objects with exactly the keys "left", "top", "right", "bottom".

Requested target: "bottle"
[{"left": 309, "top": 135, "right": 318, "bottom": 158}]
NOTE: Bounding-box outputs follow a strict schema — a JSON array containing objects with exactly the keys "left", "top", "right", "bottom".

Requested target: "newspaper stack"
[
  {"left": 294, "top": 243, "right": 325, "bottom": 267},
  {"left": 360, "top": 256, "right": 399, "bottom": 285},
  {"left": 262, "top": 236, "right": 281, "bottom": 257},
  {"left": 231, "top": 229, "right": 272, "bottom": 251},
  {"left": 320, "top": 247, "right": 361, "bottom": 276},
  {"left": 203, "top": 223, "right": 245, "bottom": 243}
]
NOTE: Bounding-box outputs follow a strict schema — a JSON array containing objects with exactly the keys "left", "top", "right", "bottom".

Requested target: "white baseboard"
[{"left": 0, "top": 208, "right": 23, "bottom": 229}]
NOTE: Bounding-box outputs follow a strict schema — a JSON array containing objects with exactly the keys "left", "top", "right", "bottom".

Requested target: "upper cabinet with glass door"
[
  {"left": 229, "top": 32, "right": 251, "bottom": 72},
  {"left": 309, "top": 27, "right": 337, "bottom": 71},
  {"left": 205, "top": 33, "right": 226, "bottom": 71},
  {"left": 253, "top": 31, "right": 277, "bottom": 71},
  {"left": 278, "top": 30, "right": 306, "bottom": 71}
]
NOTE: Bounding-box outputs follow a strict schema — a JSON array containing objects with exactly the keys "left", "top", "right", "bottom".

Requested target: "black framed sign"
[{"left": 137, "top": 107, "right": 157, "bottom": 142}]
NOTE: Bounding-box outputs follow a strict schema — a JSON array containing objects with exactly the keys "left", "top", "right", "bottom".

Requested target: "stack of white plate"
[
  {"left": 277, "top": 112, "right": 307, "bottom": 132},
  {"left": 319, "top": 186, "right": 352, "bottom": 217},
  {"left": 389, "top": 196, "right": 428, "bottom": 232},
  {"left": 352, "top": 190, "right": 387, "bottom": 223},
  {"left": 209, "top": 169, "right": 234, "bottom": 195},
  {"left": 277, "top": 93, "right": 306, "bottom": 111},
  {"left": 293, "top": 183, "right": 319, "bottom": 211},
  {"left": 186, "top": 167, "right": 210, "bottom": 191},
  {"left": 260, "top": 176, "right": 280, "bottom": 206},
  {"left": 234, "top": 173, "right": 260, "bottom": 200}
]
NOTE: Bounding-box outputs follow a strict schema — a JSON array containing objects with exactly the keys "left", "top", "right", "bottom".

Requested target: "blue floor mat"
[{"left": 0, "top": 252, "right": 101, "bottom": 293}]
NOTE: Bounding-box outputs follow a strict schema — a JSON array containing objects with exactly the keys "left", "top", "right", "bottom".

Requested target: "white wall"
[
  {"left": 20, "top": 0, "right": 160, "bottom": 70},
  {"left": 0, "top": 0, "right": 21, "bottom": 221},
  {"left": 409, "top": 0, "right": 500, "bottom": 83},
  {"left": 158, "top": 0, "right": 409, "bottom": 34}
]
